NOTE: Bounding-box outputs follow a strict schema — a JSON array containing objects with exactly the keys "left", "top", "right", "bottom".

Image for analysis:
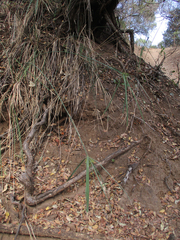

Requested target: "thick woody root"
[
  {"left": 19, "top": 112, "right": 150, "bottom": 206},
  {"left": 19, "top": 109, "right": 49, "bottom": 199}
]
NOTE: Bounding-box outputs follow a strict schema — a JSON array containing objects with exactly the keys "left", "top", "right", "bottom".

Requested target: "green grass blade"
[
  {"left": 13, "top": 109, "right": 24, "bottom": 163},
  {"left": 91, "top": 157, "right": 131, "bottom": 204},
  {"left": 123, "top": 74, "right": 129, "bottom": 126},
  {"left": 68, "top": 158, "right": 86, "bottom": 180},
  {"left": 128, "top": 83, "right": 144, "bottom": 121},
  {"left": 91, "top": 162, "right": 112, "bottom": 211},
  {"left": 85, "top": 156, "right": 90, "bottom": 212},
  {"left": 35, "top": 0, "right": 39, "bottom": 16},
  {"left": 103, "top": 78, "right": 121, "bottom": 116}
]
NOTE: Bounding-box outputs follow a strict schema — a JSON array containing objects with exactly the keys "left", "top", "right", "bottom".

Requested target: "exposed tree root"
[
  {"left": 14, "top": 205, "right": 26, "bottom": 240},
  {"left": 0, "top": 223, "right": 97, "bottom": 240},
  {"left": 19, "top": 112, "right": 149, "bottom": 206},
  {"left": 19, "top": 109, "right": 49, "bottom": 202}
]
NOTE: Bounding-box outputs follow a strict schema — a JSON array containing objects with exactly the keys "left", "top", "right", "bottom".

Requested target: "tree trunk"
[{"left": 66, "top": 0, "right": 130, "bottom": 53}]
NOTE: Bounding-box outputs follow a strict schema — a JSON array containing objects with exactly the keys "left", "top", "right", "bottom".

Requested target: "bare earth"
[{"left": 0, "top": 44, "right": 180, "bottom": 240}]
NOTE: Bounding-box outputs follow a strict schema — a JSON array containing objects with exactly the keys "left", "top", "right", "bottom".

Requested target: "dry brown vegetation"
[{"left": 0, "top": 1, "right": 180, "bottom": 240}]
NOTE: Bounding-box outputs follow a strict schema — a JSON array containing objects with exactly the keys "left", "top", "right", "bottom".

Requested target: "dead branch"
[
  {"left": 163, "top": 157, "right": 173, "bottom": 193},
  {"left": 24, "top": 135, "right": 149, "bottom": 206},
  {"left": 155, "top": 54, "right": 166, "bottom": 71},
  {"left": 104, "top": 12, "right": 130, "bottom": 54},
  {"left": 120, "top": 29, "right": 134, "bottom": 53}
]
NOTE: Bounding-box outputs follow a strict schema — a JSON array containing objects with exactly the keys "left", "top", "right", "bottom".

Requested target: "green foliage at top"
[
  {"left": 116, "top": 0, "right": 158, "bottom": 35},
  {"left": 157, "top": 41, "right": 165, "bottom": 49},
  {"left": 135, "top": 38, "right": 152, "bottom": 48},
  {"left": 163, "top": 8, "right": 180, "bottom": 47}
]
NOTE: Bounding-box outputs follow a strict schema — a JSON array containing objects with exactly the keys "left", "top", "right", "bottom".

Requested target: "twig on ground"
[
  {"left": 122, "top": 136, "right": 151, "bottom": 185},
  {"left": 164, "top": 157, "right": 173, "bottom": 193}
]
